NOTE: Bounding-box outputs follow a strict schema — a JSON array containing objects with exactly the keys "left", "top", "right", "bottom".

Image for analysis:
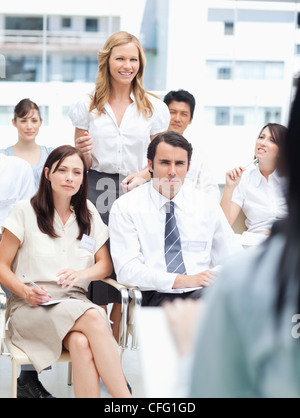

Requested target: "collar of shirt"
[
  {"left": 104, "top": 91, "right": 136, "bottom": 114},
  {"left": 149, "top": 180, "right": 185, "bottom": 213},
  {"left": 53, "top": 206, "right": 77, "bottom": 229},
  {"left": 253, "top": 166, "right": 282, "bottom": 187}
]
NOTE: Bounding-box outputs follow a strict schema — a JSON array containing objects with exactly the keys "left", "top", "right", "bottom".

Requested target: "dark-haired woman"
[
  {"left": 0, "top": 145, "right": 131, "bottom": 398},
  {"left": 0, "top": 98, "right": 53, "bottom": 190},
  {"left": 221, "top": 123, "right": 288, "bottom": 240}
]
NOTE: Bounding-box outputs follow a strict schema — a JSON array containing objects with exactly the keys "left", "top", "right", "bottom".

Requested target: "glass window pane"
[
  {"left": 5, "top": 17, "right": 43, "bottom": 30},
  {"left": 216, "top": 107, "right": 230, "bottom": 126},
  {"left": 85, "top": 18, "right": 98, "bottom": 32},
  {"left": 0, "top": 106, "right": 14, "bottom": 125}
]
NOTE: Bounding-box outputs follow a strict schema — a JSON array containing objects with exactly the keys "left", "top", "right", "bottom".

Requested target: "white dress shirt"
[
  {"left": 109, "top": 181, "right": 242, "bottom": 292},
  {"left": 69, "top": 92, "right": 170, "bottom": 176},
  {"left": 232, "top": 166, "right": 288, "bottom": 233},
  {"left": 185, "top": 144, "right": 220, "bottom": 201},
  {"left": 0, "top": 154, "right": 35, "bottom": 227}
]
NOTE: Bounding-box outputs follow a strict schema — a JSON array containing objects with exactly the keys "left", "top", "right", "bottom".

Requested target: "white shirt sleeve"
[
  {"left": 68, "top": 96, "right": 90, "bottom": 130},
  {"left": 109, "top": 198, "right": 176, "bottom": 291},
  {"left": 18, "top": 161, "right": 36, "bottom": 200},
  {"left": 149, "top": 97, "right": 171, "bottom": 136}
]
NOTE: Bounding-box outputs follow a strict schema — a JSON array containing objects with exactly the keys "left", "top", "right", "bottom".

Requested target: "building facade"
[{"left": 1, "top": 0, "right": 299, "bottom": 182}]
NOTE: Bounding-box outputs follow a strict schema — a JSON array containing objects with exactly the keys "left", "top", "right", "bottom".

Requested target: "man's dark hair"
[
  {"left": 163, "top": 89, "right": 196, "bottom": 119},
  {"left": 147, "top": 131, "right": 193, "bottom": 173}
]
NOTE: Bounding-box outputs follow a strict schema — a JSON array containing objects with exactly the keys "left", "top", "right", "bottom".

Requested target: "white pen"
[
  {"left": 244, "top": 157, "right": 259, "bottom": 169},
  {"left": 22, "top": 275, "right": 49, "bottom": 295}
]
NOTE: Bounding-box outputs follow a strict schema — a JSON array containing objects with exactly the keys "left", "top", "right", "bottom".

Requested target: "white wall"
[{"left": 165, "top": 0, "right": 297, "bottom": 182}]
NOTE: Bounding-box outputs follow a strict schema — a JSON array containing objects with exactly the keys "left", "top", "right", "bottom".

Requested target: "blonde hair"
[{"left": 89, "top": 31, "right": 155, "bottom": 118}]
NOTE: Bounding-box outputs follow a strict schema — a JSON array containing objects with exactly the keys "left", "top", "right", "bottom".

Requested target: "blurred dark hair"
[
  {"left": 164, "top": 89, "right": 196, "bottom": 119},
  {"left": 14, "top": 98, "right": 42, "bottom": 121}
]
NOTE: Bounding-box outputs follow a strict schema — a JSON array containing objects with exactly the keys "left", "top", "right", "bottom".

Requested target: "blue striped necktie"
[{"left": 164, "top": 201, "right": 186, "bottom": 274}]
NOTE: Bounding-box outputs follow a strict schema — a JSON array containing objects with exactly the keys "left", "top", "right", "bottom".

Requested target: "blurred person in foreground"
[{"left": 165, "top": 80, "right": 300, "bottom": 398}]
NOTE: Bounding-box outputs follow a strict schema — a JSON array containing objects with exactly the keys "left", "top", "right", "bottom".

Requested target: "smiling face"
[
  {"left": 255, "top": 126, "right": 280, "bottom": 167},
  {"left": 148, "top": 141, "right": 190, "bottom": 200},
  {"left": 45, "top": 154, "right": 84, "bottom": 200},
  {"left": 12, "top": 109, "right": 42, "bottom": 142},
  {"left": 108, "top": 42, "right": 140, "bottom": 87}
]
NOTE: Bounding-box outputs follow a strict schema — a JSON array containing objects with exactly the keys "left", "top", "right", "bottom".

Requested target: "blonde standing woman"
[
  {"left": 0, "top": 145, "right": 131, "bottom": 398},
  {"left": 69, "top": 31, "right": 170, "bottom": 338}
]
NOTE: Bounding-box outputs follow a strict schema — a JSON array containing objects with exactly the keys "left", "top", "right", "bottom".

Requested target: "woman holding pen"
[
  {"left": 220, "top": 123, "right": 288, "bottom": 240},
  {"left": 0, "top": 145, "right": 131, "bottom": 398}
]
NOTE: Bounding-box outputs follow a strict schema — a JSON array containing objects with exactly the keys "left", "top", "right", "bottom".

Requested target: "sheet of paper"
[
  {"left": 159, "top": 286, "right": 203, "bottom": 294},
  {"left": 40, "top": 299, "right": 84, "bottom": 306},
  {"left": 137, "top": 307, "right": 180, "bottom": 397}
]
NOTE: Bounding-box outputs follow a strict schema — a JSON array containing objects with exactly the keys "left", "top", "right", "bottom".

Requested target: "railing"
[{"left": 0, "top": 29, "right": 108, "bottom": 48}]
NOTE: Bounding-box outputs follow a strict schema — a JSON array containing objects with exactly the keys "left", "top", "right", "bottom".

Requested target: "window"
[
  {"left": 61, "top": 57, "right": 98, "bottom": 82},
  {"left": 0, "top": 54, "right": 5, "bottom": 79},
  {"left": 233, "top": 114, "right": 244, "bottom": 126},
  {"left": 3, "top": 56, "right": 44, "bottom": 82},
  {"left": 62, "top": 18, "right": 72, "bottom": 29},
  {"left": 0, "top": 106, "right": 14, "bottom": 125},
  {"left": 85, "top": 18, "right": 98, "bottom": 32},
  {"left": 207, "top": 60, "right": 284, "bottom": 80},
  {"left": 5, "top": 16, "right": 44, "bottom": 31},
  {"left": 217, "top": 67, "right": 231, "bottom": 80},
  {"left": 216, "top": 107, "right": 230, "bottom": 125},
  {"left": 224, "top": 22, "right": 234, "bottom": 35},
  {"left": 264, "top": 108, "right": 281, "bottom": 124}
]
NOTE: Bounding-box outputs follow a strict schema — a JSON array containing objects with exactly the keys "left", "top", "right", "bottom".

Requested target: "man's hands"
[{"left": 173, "top": 270, "right": 216, "bottom": 289}]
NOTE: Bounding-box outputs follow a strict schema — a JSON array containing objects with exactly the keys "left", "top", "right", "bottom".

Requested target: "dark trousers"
[{"left": 141, "top": 287, "right": 207, "bottom": 307}]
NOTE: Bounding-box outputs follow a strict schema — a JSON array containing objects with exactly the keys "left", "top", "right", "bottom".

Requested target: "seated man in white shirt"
[
  {"left": 164, "top": 89, "right": 220, "bottom": 200},
  {"left": 109, "top": 131, "right": 242, "bottom": 306}
]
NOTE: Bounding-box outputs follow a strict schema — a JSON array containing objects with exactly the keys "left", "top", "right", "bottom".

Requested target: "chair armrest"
[
  {"left": 128, "top": 288, "right": 142, "bottom": 350},
  {"left": 100, "top": 278, "right": 143, "bottom": 350},
  {"left": 0, "top": 286, "right": 7, "bottom": 342},
  {"left": 100, "top": 278, "right": 130, "bottom": 349}
]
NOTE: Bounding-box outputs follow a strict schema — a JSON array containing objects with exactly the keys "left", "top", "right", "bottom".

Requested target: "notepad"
[
  {"left": 40, "top": 299, "right": 84, "bottom": 306},
  {"left": 159, "top": 286, "right": 203, "bottom": 294}
]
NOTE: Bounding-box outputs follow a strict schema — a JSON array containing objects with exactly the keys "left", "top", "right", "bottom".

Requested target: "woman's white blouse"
[
  {"left": 232, "top": 166, "right": 288, "bottom": 233},
  {"left": 1, "top": 200, "right": 109, "bottom": 292},
  {"left": 68, "top": 92, "right": 170, "bottom": 176}
]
